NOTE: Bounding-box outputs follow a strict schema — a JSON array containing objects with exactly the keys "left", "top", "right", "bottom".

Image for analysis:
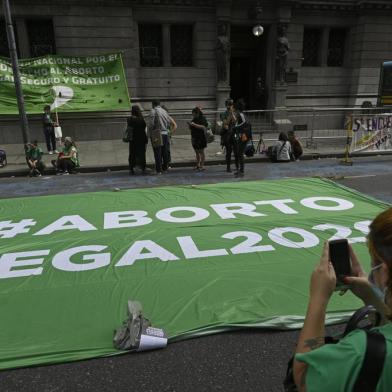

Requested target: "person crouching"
[{"left": 55, "top": 136, "right": 79, "bottom": 174}]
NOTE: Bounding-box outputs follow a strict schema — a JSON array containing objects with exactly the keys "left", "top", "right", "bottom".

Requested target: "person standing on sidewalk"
[
  {"left": 220, "top": 98, "right": 235, "bottom": 172},
  {"left": 148, "top": 100, "right": 176, "bottom": 174},
  {"left": 161, "top": 105, "right": 177, "bottom": 169},
  {"left": 127, "top": 105, "right": 148, "bottom": 175},
  {"left": 188, "top": 107, "right": 208, "bottom": 171},
  {"left": 42, "top": 105, "right": 58, "bottom": 155},
  {"left": 232, "top": 99, "right": 248, "bottom": 177}
]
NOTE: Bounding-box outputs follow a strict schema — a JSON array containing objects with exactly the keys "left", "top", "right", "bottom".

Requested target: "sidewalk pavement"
[{"left": 0, "top": 134, "right": 383, "bottom": 178}]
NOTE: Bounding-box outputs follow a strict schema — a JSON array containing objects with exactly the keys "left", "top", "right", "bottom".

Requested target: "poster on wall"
[
  {"left": 0, "top": 52, "right": 130, "bottom": 114},
  {"left": 351, "top": 114, "right": 392, "bottom": 152}
]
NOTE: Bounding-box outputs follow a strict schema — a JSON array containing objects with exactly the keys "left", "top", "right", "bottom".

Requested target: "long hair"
[
  {"left": 368, "top": 207, "right": 392, "bottom": 319},
  {"left": 192, "top": 106, "right": 203, "bottom": 119},
  {"left": 278, "top": 132, "right": 288, "bottom": 142},
  {"left": 234, "top": 99, "right": 245, "bottom": 112},
  {"left": 131, "top": 105, "right": 143, "bottom": 118},
  {"left": 64, "top": 136, "right": 77, "bottom": 149}
]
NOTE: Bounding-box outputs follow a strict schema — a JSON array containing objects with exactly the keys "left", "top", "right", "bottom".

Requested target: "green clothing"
[
  {"left": 27, "top": 147, "right": 43, "bottom": 162},
  {"left": 62, "top": 145, "right": 79, "bottom": 167},
  {"left": 296, "top": 323, "right": 392, "bottom": 391}
]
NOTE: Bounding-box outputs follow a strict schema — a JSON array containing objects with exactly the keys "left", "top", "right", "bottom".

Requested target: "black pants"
[
  {"left": 58, "top": 158, "right": 76, "bottom": 172},
  {"left": 224, "top": 142, "right": 234, "bottom": 169},
  {"left": 129, "top": 142, "right": 146, "bottom": 171},
  {"left": 43, "top": 127, "right": 56, "bottom": 152},
  {"left": 234, "top": 140, "right": 246, "bottom": 173}
]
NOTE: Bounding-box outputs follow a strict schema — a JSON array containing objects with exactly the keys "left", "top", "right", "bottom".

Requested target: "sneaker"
[
  {"left": 54, "top": 150, "right": 59, "bottom": 154},
  {"left": 64, "top": 170, "right": 69, "bottom": 175},
  {"left": 48, "top": 151, "right": 53, "bottom": 155}
]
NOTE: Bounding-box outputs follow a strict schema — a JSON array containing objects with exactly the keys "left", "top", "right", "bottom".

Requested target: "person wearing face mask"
[{"left": 293, "top": 207, "right": 392, "bottom": 392}]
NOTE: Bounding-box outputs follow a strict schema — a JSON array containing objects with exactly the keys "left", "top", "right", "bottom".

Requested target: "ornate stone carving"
[
  {"left": 275, "top": 23, "right": 290, "bottom": 83},
  {"left": 216, "top": 21, "right": 230, "bottom": 83}
]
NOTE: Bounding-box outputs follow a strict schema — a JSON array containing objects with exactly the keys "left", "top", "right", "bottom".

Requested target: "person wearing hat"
[{"left": 55, "top": 136, "right": 79, "bottom": 174}]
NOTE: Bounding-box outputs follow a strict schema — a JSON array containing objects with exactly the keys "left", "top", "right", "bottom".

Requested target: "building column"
[
  {"left": 272, "top": 3, "right": 292, "bottom": 131},
  {"left": 215, "top": 1, "right": 232, "bottom": 110},
  {"left": 162, "top": 23, "right": 171, "bottom": 67}
]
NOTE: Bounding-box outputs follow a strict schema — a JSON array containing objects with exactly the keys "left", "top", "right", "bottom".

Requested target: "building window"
[
  {"left": 139, "top": 24, "right": 163, "bottom": 67},
  {"left": 328, "top": 28, "right": 346, "bottom": 67},
  {"left": 26, "top": 19, "right": 56, "bottom": 57},
  {"left": 0, "top": 20, "right": 9, "bottom": 57},
  {"left": 0, "top": 19, "right": 19, "bottom": 58},
  {"left": 170, "top": 25, "right": 193, "bottom": 67},
  {"left": 302, "top": 28, "right": 321, "bottom": 66}
]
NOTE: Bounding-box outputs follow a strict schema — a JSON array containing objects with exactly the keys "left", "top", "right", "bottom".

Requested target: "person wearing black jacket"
[
  {"left": 232, "top": 99, "right": 248, "bottom": 177},
  {"left": 219, "top": 99, "right": 235, "bottom": 172},
  {"left": 127, "top": 105, "right": 148, "bottom": 175}
]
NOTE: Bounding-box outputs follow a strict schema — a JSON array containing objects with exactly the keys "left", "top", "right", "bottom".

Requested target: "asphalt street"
[{"left": 0, "top": 156, "right": 391, "bottom": 392}]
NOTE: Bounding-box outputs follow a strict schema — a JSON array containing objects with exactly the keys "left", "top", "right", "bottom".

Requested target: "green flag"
[
  {"left": 0, "top": 52, "right": 130, "bottom": 114},
  {"left": 0, "top": 178, "right": 388, "bottom": 369}
]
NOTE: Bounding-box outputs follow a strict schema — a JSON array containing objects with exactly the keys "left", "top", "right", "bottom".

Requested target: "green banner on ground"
[
  {"left": 0, "top": 178, "right": 388, "bottom": 369},
  {"left": 0, "top": 53, "right": 130, "bottom": 114}
]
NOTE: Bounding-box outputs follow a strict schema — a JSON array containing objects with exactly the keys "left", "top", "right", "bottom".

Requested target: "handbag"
[
  {"left": 122, "top": 124, "right": 133, "bottom": 143},
  {"left": 205, "top": 127, "right": 215, "bottom": 143},
  {"left": 54, "top": 126, "right": 62, "bottom": 139},
  {"left": 150, "top": 110, "right": 163, "bottom": 148}
]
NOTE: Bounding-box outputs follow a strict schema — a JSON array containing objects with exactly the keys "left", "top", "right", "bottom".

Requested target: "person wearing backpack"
[{"left": 293, "top": 207, "right": 392, "bottom": 391}]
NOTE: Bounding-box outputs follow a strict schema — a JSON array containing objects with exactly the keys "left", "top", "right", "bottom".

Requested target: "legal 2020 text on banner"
[{"left": 0, "top": 178, "right": 389, "bottom": 370}]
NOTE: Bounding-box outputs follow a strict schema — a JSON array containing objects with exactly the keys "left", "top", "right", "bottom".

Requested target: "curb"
[{"left": 0, "top": 150, "right": 391, "bottom": 179}]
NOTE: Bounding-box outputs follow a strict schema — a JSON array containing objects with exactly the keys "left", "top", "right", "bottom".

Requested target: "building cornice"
[
  {"left": 130, "top": 0, "right": 214, "bottom": 6},
  {"left": 293, "top": 0, "right": 392, "bottom": 11}
]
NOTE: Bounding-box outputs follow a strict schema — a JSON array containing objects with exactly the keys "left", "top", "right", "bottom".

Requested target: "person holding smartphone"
[{"left": 293, "top": 207, "right": 392, "bottom": 391}]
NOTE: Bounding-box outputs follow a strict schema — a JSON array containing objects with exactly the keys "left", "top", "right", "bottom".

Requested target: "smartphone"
[{"left": 329, "top": 239, "right": 351, "bottom": 288}]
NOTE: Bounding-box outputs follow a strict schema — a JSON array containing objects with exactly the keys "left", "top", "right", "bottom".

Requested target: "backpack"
[
  {"left": 284, "top": 305, "right": 386, "bottom": 392},
  {"left": 244, "top": 140, "right": 255, "bottom": 157},
  {"left": 0, "top": 149, "right": 7, "bottom": 167}
]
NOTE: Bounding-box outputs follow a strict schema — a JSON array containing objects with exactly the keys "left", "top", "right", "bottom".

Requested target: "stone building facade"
[{"left": 1, "top": 0, "right": 392, "bottom": 142}]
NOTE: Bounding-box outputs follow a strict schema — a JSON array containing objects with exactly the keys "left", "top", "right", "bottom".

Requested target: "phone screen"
[{"left": 329, "top": 239, "right": 351, "bottom": 286}]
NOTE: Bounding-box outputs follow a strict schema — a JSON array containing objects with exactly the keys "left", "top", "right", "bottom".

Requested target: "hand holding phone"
[{"left": 329, "top": 239, "right": 352, "bottom": 288}]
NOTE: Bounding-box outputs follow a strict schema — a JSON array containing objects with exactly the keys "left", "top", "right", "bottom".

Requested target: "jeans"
[
  {"left": 43, "top": 127, "right": 56, "bottom": 152},
  {"left": 161, "top": 134, "right": 170, "bottom": 170}
]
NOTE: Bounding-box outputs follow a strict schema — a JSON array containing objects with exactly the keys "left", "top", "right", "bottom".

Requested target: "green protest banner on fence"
[
  {"left": 0, "top": 178, "right": 389, "bottom": 369},
  {"left": 0, "top": 53, "right": 130, "bottom": 114}
]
